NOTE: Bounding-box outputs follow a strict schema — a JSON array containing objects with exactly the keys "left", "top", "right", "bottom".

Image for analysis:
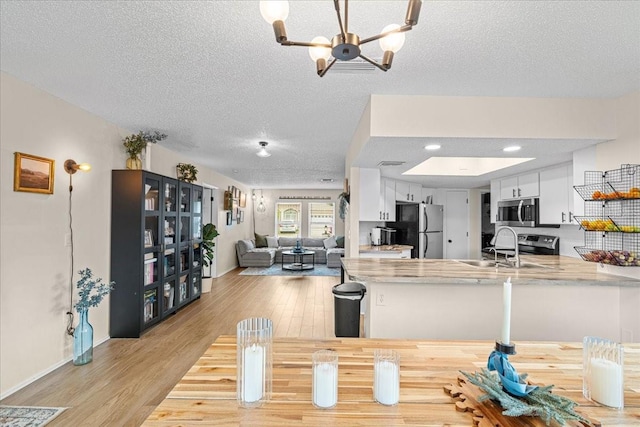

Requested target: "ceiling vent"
[
  {"left": 329, "top": 58, "right": 380, "bottom": 73},
  {"left": 377, "top": 160, "right": 406, "bottom": 167}
]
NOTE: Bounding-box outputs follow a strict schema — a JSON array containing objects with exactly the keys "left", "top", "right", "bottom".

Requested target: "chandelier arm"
[
  {"left": 358, "top": 54, "right": 388, "bottom": 72},
  {"left": 333, "top": 0, "right": 347, "bottom": 40},
  {"left": 360, "top": 24, "right": 414, "bottom": 45},
  {"left": 319, "top": 58, "right": 338, "bottom": 78},
  {"left": 280, "top": 40, "right": 332, "bottom": 48}
]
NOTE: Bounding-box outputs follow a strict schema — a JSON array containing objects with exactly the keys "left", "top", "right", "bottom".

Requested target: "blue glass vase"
[{"left": 73, "top": 309, "right": 94, "bottom": 365}]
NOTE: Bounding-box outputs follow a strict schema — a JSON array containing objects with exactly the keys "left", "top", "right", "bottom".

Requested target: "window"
[
  {"left": 276, "top": 202, "right": 301, "bottom": 237},
  {"left": 308, "top": 202, "right": 335, "bottom": 238}
]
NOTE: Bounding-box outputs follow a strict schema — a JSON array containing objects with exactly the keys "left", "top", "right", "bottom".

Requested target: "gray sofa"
[{"left": 236, "top": 236, "right": 344, "bottom": 268}]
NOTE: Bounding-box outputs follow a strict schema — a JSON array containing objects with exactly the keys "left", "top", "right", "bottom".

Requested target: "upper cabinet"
[
  {"left": 500, "top": 172, "right": 539, "bottom": 200},
  {"left": 359, "top": 168, "right": 381, "bottom": 222},
  {"left": 395, "top": 180, "right": 422, "bottom": 203},
  {"left": 539, "top": 164, "right": 574, "bottom": 225},
  {"left": 381, "top": 178, "right": 396, "bottom": 221}
]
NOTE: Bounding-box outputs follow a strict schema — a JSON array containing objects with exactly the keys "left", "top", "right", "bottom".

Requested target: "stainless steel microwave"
[{"left": 496, "top": 198, "right": 557, "bottom": 228}]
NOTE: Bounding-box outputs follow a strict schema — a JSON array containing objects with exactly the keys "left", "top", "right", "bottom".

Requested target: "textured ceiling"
[{"left": 1, "top": 1, "right": 639, "bottom": 189}]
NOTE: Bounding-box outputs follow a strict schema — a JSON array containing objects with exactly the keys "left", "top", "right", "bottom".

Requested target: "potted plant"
[
  {"left": 122, "top": 130, "right": 167, "bottom": 170},
  {"left": 201, "top": 223, "right": 219, "bottom": 293},
  {"left": 177, "top": 163, "right": 198, "bottom": 183}
]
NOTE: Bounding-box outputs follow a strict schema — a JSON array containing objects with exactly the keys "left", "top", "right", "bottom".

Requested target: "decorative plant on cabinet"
[
  {"left": 122, "top": 130, "right": 167, "bottom": 170},
  {"left": 177, "top": 163, "right": 198, "bottom": 183},
  {"left": 72, "top": 268, "right": 115, "bottom": 366}
]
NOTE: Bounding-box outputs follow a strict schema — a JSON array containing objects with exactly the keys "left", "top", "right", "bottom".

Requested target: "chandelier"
[{"left": 260, "top": 0, "right": 422, "bottom": 77}]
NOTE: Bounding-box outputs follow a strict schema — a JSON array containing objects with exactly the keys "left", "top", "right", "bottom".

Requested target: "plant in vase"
[
  {"left": 177, "top": 163, "right": 198, "bottom": 183},
  {"left": 73, "top": 268, "right": 115, "bottom": 366},
  {"left": 122, "top": 130, "right": 167, "bottom": 170},
  {"left": 201, "top": 223, "right": 219, "bottom": 293}
]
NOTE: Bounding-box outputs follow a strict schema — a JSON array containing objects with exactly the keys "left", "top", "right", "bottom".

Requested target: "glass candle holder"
[
  {"left": 312, "top": 349, "right": 338, "bottom": 409},
  {"left": 237, "top": 317, "right": 273, "bottom": 408},
  {"left": 583, "top": 336, "right": 624, "bottom": 409},
  {"left": 374, "top": 349, "right": 400, "bottom": 406}
]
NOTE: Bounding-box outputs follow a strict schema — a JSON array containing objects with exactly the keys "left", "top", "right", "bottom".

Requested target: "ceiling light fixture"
[
  {"left": 256, "top": 141, "right": 271, "bottom": 158},
  {"left": 260, "top": 0, "right": 422, "bottom": 77},
  {"left": 424, "top": 144, "right": 441, "bottom": 151},
  {"left": 503, "top": 145, "right": 521, "bottom": 152}
]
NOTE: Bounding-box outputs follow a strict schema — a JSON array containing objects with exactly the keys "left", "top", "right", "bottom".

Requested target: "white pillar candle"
[
  {"left": 374, "top": 360, "right": 400, "bottom": 405},
  {"left": 590, "top": 357, "right": 623, "bottom": 408},
  {"left": 242, "top": 343, "right": 264, "bottom": 403},
  {"left": 501, "top": 277, "right": 512, "bottom": 344},
  {"left": 313, "top": 362, "right": 338, "bottom": 408}
]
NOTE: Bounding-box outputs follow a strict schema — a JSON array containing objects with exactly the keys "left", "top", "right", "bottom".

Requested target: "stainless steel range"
[{"left": 484, "top": 233, "right": 560, "bottom": 256}]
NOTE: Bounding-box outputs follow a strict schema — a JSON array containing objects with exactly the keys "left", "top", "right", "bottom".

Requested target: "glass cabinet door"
[
  {"left": 180, "top": 185, "right": 191, "bottom": 213},
  {"left": 143, "top": 288, "right": 159, "bottom": 324},
  {"left": 164, "top": 181, "right": 177, "bottom": 213},
  {"left": 144, "top": 177, "right": 160, "bottom": 212},
  {"left": 162, "top": 280, "right": 176, "bottom": 314},
  {"left": 178, "top": 275, "right": 189, "bottom": 304}
]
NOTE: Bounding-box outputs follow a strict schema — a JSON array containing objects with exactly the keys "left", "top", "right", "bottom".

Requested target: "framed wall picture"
[
  {"left": 239, "top": 192, "right": 246, "bottom": 208},
  {"left": 239, "top": 210, "right": 244, "bottom": 223},
  {"left": 14, "top": 152, "right": 55, "bottom": 194},
  {"left": 226, "top": 211, "right": 233, "bottom": 226}
]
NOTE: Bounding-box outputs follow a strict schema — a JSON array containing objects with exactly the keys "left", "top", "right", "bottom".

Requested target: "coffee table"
[{"left": 281, "top": 250, "right": 315, "bottom": 271}]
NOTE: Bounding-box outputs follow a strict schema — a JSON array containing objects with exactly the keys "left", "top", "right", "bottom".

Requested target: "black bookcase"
[{"left": 110, "top": 170, "right": 203, "bottom": 338}]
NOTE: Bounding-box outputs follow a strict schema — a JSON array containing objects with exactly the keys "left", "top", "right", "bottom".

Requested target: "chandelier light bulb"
[
  {"left": 257, "top": 195, "right": 267, "bottom": 213},
  {"left": 308, "top": 36, "right": 332, "bottom": 62},
  {"left": 260, "top": 0, "right": 289, "bottom": 24},
  {"left": 251, "top": 191, "right": 257, "bottom": 201},
  {"left": 379, "top": 24, "right": 405, "bottom": 53}
]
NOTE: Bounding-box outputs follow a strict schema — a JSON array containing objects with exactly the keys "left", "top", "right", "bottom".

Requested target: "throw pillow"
[
  {"left": 255, "top": 233, "right": 268, "bottom": 248},
  {"left": 323, "top": 235, "right": 337, "bottom": 249},
  {"left": 336, "top": 236, "right": 345, "bottom": 248},
  {"left": 266, "top": 236, "right": 278, "bottom": 248}
]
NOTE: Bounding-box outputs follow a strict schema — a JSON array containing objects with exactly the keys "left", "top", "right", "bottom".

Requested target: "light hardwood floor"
[{"left": 0, "top": 270, "right": 340, "bottom": 426}]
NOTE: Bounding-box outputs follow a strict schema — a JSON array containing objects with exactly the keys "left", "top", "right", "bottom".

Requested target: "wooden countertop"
[
  {"left": 359, "top": 244, "right": 413, "bottom": 253},
  {"left": 341, "top": 255, "right": 640, "bottom": 287},
  {"left": 143, "top": 336, "right": 640, "bottom": 426}
]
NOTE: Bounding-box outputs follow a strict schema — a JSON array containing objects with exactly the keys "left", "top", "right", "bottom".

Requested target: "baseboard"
[
  {"left": 217, "top": 265, "right": 238, "bottom": 277},
  {"left": 0, "top": 335, "right": 110, "bottom": 400}
]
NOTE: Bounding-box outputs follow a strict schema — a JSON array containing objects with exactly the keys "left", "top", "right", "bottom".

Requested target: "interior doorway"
[
  {"left": 202, "top": 186, "right": 219, "bottom": 278},
  {"left": 444, "top": 190, "right": 469, "bottom": 259}
]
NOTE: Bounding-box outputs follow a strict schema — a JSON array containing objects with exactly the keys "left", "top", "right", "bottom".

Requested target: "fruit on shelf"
[
  {"left": 591, "top": 188, "right": 640, "bottom": 200},
  {"left": 582, "top": 250, "right": 640, "bottom": 266}
]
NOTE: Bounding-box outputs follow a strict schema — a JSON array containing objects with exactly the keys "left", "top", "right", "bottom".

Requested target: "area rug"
[
  {"left": 0, "top": 406, "right": 67, "bottom": 427},
  {"left": 240, "top": 264, "right": 340, "bottom": 277}
]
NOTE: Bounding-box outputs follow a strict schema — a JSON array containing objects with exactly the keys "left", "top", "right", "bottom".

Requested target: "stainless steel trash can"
[{"left": 332, "top": 282, "right": 366, "bottom": 337}]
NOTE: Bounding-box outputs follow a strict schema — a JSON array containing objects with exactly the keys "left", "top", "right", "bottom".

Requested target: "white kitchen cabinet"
[
  {"left": 539, "top": 163, "right": 573, "bottom": 225},
  {"left": 380, "top": 178, "right": 396, "bottom": 221},
  {"left": 490, "top": 179, "right": 500, "bottom": 223},
  {"left": 394, "top": 180, "right": 422, "bottom": 203},
  {"left": 500, "top": 172, "right": 539, "bottom": 200},
  {"left": 359, "top": 168, "right": 382, "bottom": 222}
]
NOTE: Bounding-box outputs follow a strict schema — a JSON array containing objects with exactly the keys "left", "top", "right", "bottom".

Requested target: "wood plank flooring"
[{"left": 0, "top": 270, "right": 340, "bottom": 426}]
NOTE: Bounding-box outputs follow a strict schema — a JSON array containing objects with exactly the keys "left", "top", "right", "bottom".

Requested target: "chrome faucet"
[{"left": 495, "top": 226, "right": 520, "bottom": 268}]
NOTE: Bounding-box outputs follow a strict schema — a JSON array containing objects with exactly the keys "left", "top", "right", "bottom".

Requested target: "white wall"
[
  {"left": 0, "top": 72, "right": 250, "bottom": 397},
  {"left": 1, "top": 72, "right": 121, "bottom": 397}
]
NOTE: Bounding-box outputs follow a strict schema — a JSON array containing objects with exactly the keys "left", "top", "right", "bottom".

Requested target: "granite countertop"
[
  {"left": 341, "top": 255, "right": 640, "bottom": 287},
  {"left": 359, "top": 244, "right": 413, "bottom": 253}
]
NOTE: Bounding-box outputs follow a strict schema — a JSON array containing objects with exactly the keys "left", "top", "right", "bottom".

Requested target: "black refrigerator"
[{"left": 387, "top": 203, "right": 444, "bottom": 259}]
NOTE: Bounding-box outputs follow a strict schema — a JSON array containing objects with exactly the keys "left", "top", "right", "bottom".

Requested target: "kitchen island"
[
  {"left": 341, "top": 255, "right": 640, "bottom": 342},
  {"left": 359, "top": 244, "right": 413, "bottom": 258},
  {"left": 143, "top": 336, "right": 640, "bottom": 426}
]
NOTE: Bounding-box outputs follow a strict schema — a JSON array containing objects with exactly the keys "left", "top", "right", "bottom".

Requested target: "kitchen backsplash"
[{"left": 359, "top": 221, "right": 386, "bottom": 245}]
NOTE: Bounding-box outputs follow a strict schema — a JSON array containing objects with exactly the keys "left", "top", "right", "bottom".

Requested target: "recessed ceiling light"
[
  {"left": 256, "top": 141, "right": 271, "bottom": 157},
  {"left": 424, "top": 144, "right": 441, "bottom": 151},
  {"left": 503, "top": 145, "right": 521, "bottom": 152},
  {"left": 319, "top": 178, "right": 335, "bottom": 183}
]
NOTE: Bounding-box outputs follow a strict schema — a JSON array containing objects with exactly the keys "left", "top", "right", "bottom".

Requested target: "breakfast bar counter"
[
  {"left": 143, "top": 336, "right": 640, "bottom": 426},
  {"left": 340, "top": 256, "right": 640, "bottom": 342}
]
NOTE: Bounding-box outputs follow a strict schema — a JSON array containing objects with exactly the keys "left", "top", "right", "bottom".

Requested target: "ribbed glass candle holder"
[
  {"left": 583, "top": 336, "right": 624, "bottom": 409},
  {"left": 237, "top": 317, "right": 273, "bottom": 408},
  {"left": 312, "top": 349, "right": 338, "bottom": 409},
  {"left": 374, "top": 349, "right": 400, "bottom": 405}
]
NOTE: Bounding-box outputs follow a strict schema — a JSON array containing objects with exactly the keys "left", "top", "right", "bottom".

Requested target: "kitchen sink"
[{"left": 454, "top": 259, "right": 555, "bottom": 269}]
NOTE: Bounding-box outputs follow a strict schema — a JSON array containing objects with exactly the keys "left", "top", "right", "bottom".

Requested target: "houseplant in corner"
[
  {"left": 73, "top": 268, "right": 115, "bottom": 365},
  {"left": 201, "top": 223, "right": 219, "bottom": 293},
  {"left": 122, "top": 130, "right": 167, "bottom": 170}
]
